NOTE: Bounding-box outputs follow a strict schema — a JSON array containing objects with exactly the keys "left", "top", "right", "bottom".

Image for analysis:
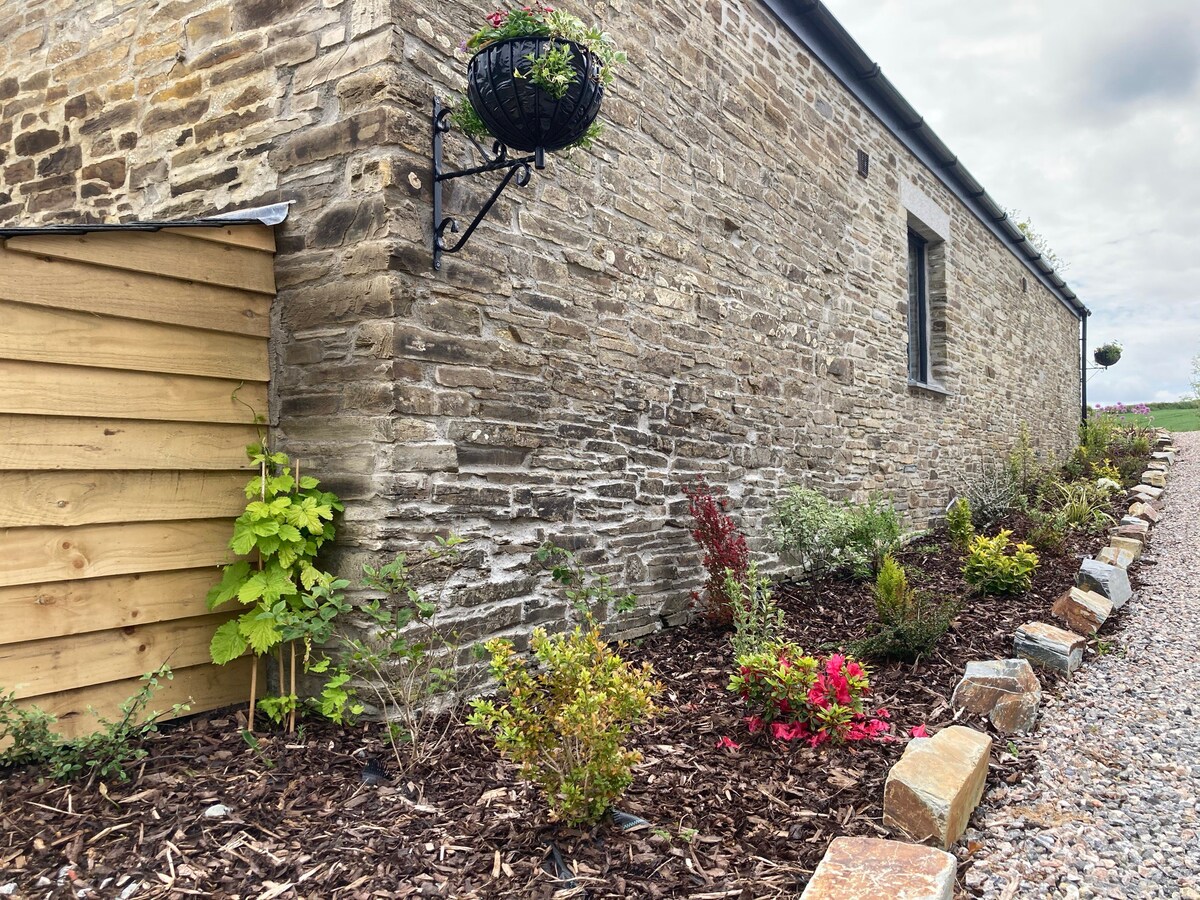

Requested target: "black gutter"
[{"left": 759, "top": 0, "right": 1089, "bottom": 321}]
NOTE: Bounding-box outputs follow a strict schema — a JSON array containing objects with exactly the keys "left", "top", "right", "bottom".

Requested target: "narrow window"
[{"left": 907, "top": 229, "right": 930, "bottom": 383}]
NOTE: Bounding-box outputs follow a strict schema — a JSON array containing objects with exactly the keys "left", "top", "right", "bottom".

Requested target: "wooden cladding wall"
[{"left": 0, "top": 224, "right": 274, "bottom": 737}]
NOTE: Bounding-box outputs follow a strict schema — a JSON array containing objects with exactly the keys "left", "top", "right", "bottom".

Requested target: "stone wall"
[{"left": 0, "top": 0, "right": 1083, "bottom": 642}]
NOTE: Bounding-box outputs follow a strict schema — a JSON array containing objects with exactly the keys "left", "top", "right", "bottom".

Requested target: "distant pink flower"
[
  {"left": 715, "top": 736, "right": 741, "bottom": 751},
  {"left": 910, "top": 724, "right": 930, "bottom": 738}
]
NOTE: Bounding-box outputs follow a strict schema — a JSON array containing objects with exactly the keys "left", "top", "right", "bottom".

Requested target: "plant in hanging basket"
[
  {"left": 452, "top": 2, "right": 626, "bottom": 152},
  {"left": 1093, "top": 341, "right": 1122, "bottom": 367}
]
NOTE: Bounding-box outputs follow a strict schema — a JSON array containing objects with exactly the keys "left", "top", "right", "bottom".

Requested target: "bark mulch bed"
[{"left": 1, "top": 522, "right": 1140, "bottom": 899}]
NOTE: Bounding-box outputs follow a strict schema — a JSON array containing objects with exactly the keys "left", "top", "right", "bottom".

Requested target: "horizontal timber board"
[
  {"left": 4, "top": 230, "right": 275, "bottom": 295},
  {"left": 12, "top": 657, "right": 258, "bottom": 740},
  {"left": 0, "top": 299, "right": 269, "bottom": 380},
  {"left": 170, "top": 224, "right": 276, "bottom": 252},
  {"left": 0, "top": 568, "right": 226, "bottom": 645},
  {"left": 0, "top": 519, "right": 235, "bottom": 587},
  {"left": 0, "top": 242, "right": 269, "bottom": 335},
  {"left": 0, "top": 612, "right": 239, "bottom": 700},
  {"left": 0, "top": 416, "right": 261, "bottom": 470},
  {"left": 0, "top": 470, "right": 249, "bottom": 528},
  {"left": 0, "top": 359, "right": 267, "bottom": 424}
]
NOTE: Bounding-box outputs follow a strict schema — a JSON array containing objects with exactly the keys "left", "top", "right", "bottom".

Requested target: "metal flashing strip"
[
  {"left": 0, "top": 202, "right": 291, "bottom": 238},
  {"left": 759, "top": 0, "right": 1088, "bottom": 320}
]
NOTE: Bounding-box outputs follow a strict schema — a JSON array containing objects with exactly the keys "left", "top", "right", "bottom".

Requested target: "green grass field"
[{"left": 1121, "top": 403, "right": 1200, "bottom": 432}]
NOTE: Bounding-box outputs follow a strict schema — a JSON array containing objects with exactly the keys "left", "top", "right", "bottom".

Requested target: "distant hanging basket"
[{"left": 1093, "top": 343, "right": 1122, "bottom": 368}]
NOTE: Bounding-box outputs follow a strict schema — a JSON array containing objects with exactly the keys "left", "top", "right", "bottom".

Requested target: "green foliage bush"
[
  {"left": 963, "top": 465, "right": 1021, "bottom": 529},
  {"left": 1052, "top": 481, "right": 1116, "bottom": 533},
  {"left": 962, "top": 530, "right": 1039, "bottom": 595},
  {"left": 467, "top": 545, "right": 658, "bottom": 826},
  {"left": 946, "top": 498, "right": 975, "bottom": 552},
  {"left": 853, "top": 555, "right": 956, "bottom": 662},
  {"left": 1025, "top": 509, "right": 1068, "bottom": 554},
  {"left": 770, "top": 487, "right": 900, "bottom": 580},
  {"left": 0, "top": 666, "right": 188, "bottom": 783},
  {"left": 725, "top": 563, "right": 784, "bottom": 659}
]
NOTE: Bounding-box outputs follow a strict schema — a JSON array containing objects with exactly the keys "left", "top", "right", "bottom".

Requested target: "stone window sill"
[{"left": 907, "top": 379, "right": 951, "bottom": 398}]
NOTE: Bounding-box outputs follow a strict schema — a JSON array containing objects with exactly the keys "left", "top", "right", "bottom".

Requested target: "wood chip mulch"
[{"left": 1, "top": 520, "right": 1140, "bottom": 899}]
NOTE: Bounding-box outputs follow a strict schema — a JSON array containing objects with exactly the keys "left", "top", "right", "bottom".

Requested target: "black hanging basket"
[
  {"left": 1094, "top": 346, "right": 1122, "bottom": 367},
  {"left": 466, "top": 37, "right": 604, "bottom": 153}
]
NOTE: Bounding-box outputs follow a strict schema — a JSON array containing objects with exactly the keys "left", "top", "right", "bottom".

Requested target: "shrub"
[
  {"left": 1025, "top": 509, "right": 1068, "bottom": 554},
  {"left": 843, "top": 497, "right": 902, "bottom": 578},
  {"left": 853, "top": 555, "right": 955, "bottom": 662},
  {"left": 963, "top": 465, "right": 1021, "bottom": 529},
  {"left": 771, "top": 487, "right": 900, "bottom": 579},
  {"left": 683, "top": 479, "right": 749, "bottom": 624},
  {"left": 946, "top": 498, "right": 975, "bottom": 552},
  {"left": 962, "top": 530, "right": 1039, "bottom": 595},
  {"left": 725, "top": 562, "right": 784, "bottom": 659},
  {"left": 339, "top": 534, "right": 467, "bottom": 773},
  {"left": 0, "top": 666, "right": 189, "bottom": 784},
  {"left": 729, "top": 643, "right": 889, "bottom": 746},
  {"left": 468, "top": 547, "right": 658, "bottom": 826}
]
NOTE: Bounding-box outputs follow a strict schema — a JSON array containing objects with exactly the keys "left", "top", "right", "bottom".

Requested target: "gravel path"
[{"left": 963, "top": 431, "right": 1200, "bottom": 900}]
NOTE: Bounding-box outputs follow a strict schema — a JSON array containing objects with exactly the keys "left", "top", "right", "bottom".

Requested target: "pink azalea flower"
[
  {"left": 910, "top": 724, "right": 930, "bottom": 738},
  {"left": 715, "top": 736, "right": 741, "bottom": 751}
]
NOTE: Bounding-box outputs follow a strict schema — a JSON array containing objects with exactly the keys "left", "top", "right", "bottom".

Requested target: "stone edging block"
[
  {"left": 1014, "top": 622, "right": 1085, "bottom": 674},
  {"left": 799, "top": 837, "right": 956, "bottom": 900},
  {"left": 883, "top": 725, "right": 991, "bottom": 849}
]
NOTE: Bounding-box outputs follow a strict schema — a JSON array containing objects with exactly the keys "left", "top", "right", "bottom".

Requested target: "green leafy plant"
[
  {"left": 725, "top": 563, "right": 784, "bottom": 659},
  {"left": 771, "top": 488, "right": 900, "bottom": 580},
  {"left": 962, "top": 530, "right": 1039, "bottom": 595},
  {"left": 467, "top": 545, "right": 658, "bottom": 825},
  {"left": 339, "top": 534, "right": 467, "bottom": 773},
  {"left": 946, "top": 498, "right": 975, "bottom": 552},
  {"left": 852, "top": 554, "right": 955, "bottom": 662},
  {"left": 963, "top": 465, "right": 1021, "bottom": 529},
  {"left": 206, "top": 443, "right": 346, "bottom": 732},
  {"left": 1025, "top": 508, "right": 1068, "bottom": 554},
  {"left": 1, "top": 666, "right": 189, "bottom": 785},
  {"left": 1053, "top": 481, "right": 1116, "bottom": 533}
]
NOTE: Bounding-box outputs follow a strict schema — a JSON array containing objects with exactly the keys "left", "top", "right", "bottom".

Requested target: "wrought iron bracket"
[{"left": 432, "top": 97, "right": 545, "bottom": 270}]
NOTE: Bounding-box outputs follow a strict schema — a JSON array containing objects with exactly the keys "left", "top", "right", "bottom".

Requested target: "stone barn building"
[{"left": 0, "top": 0, "right": 1087, "bottom": 639}]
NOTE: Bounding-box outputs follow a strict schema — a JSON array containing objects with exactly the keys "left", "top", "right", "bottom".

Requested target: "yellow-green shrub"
[
  {"left": 962, "top": 530, "right": 1039, "bottom": 595},
  {"left": 946, "top": 498, "right": 975, "bottom": 552}
]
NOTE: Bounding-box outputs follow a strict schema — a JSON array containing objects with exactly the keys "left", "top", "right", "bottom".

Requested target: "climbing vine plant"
[{"left": 207, "top": 443, "right": 350, "bottom": 731}]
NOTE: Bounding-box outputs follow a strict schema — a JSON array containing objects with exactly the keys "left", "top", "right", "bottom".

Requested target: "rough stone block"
[
  {"left": 1131, "top": 484, "right": 1164, "bottom": 499},
  {"left": 1141, "top": 470, "right": 1166, "bottom": 488},
  {"left": 884, "top": 725, "right": 991, "bottom": 848},
  {"left": 1128, "top": 502, "right": 1161, "bottom": 524},
  {"left": 1151, "top": 451, "right": 1175, "bottom": 465},
  {"left": 1146, "top": 461, "right": 1169, "bottom": 471},
  {"left": 1014, "top": 622, "right": 1085, "bottom": 674},
  {"left": 1118, "top": 515, "right": 1149, "bottom": 528},
  {"left": 1052, "top": 587, "right": 1114, "bottom": 635},
  {"left": 800, "top": 837, "right": 956, "bottom": 900},
  {"left": 1109, "top": 536, "right": 1143, "bottom": 560},
  {"left": 1076, "top": 558, "right": 1133, "bottom": 609},
  {"left": 951, "top": 659, "right": 1041, "bottom": 733},
  {"left": 1096, "top": 546, "right": 1135, "bottom": 569}
]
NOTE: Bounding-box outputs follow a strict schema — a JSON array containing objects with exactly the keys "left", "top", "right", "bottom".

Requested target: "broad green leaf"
[
  {"left": 252, "top": 518, "right": 280, "bottom": 537},
  {"left": 298, "top": 476, "right": 319, "bottom": 490},
  {"left": 239, "top": 611, "right": 282, "bottom": 655},
  {"left": 237, "top": 572, "right": 267, "bottom": 605},
  {"left": 206, "top": 561, "right": 251, "bottom": 610},
  {"left": 259, "top": 564, "right": 297, "bottom": 604},
  {"left": 210, "top": 619, "right": 247, "bottom": 664},
  {"left": 277, "top": 524, "right": 303, "bottom": 543},
  {"left": 230, "top": 522, "right": 257, "bottom": 556}
]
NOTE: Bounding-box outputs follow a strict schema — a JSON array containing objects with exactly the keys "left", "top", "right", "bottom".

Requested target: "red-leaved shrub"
[{"left": 683, "top": 478, "right": 749, "bottom": 624}]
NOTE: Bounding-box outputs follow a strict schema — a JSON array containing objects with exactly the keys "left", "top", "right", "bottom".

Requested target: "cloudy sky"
[{"left": 821, "top": 0, "right": 1200, "bottom": 404}]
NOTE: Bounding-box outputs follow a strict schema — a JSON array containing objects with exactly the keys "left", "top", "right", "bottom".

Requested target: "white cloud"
[{"left": 822, "top": 0, "right": 1200, "bottom": 403}]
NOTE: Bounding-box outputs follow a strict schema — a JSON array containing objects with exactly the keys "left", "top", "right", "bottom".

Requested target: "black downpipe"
[{"left": 1081, "top": 312, "right": 1089, "bottom": 425}]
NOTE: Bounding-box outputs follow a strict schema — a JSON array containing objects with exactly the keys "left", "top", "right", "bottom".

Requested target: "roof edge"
[
  {"left": 0, "top": 202, "right": 291, "bottom": 238},
  {"left": 760, "top": 0, "right": 1088, "bottom": 319}
]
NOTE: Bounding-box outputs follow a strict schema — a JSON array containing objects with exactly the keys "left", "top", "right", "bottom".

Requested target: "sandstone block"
[
  {"left": 884, "top": 726, "right": 991, "bottom": 848},
  {"left": 800, "top": 837, "right": 956, "bottom": 900},
  {"left": 1052, "top": 587, "right": 1113, "bottom": 635},
  {"left": 1109, "top": 536, "right": 1143, "bottom": 560},
  {"left": 1076, "top": 558, "right": 1133, "bottom": 609},
  {"left": 1146, "top": 461, "right": 1168, "bottom": 471},
  {"left": 1128, "top": 502, "right": 1161, "bottom": 523},
  {"left": 1141, "top": 470, "right": 1166, "bottom": 488},
  {"left": 1131, "top": 484, "right": 1164, "bottom": 499},
  {"left": 1118, "top": 515, "right": 1149, "bottom": 528},
  {"left": 1014, "top": 622, "right": 1085, "bottom": 674},
  {"left": 1152, "top": 451, "right": 1175, "bottom": 465},
  {"left": 951, "top": 659, "right": 1041, "bottom": 733},
  {"left": 1097, "top": 546, "right": 1135, "bottom": 569},
  {"left": 1109, "top": 522, "right": 1148, "bottom": 546}
]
